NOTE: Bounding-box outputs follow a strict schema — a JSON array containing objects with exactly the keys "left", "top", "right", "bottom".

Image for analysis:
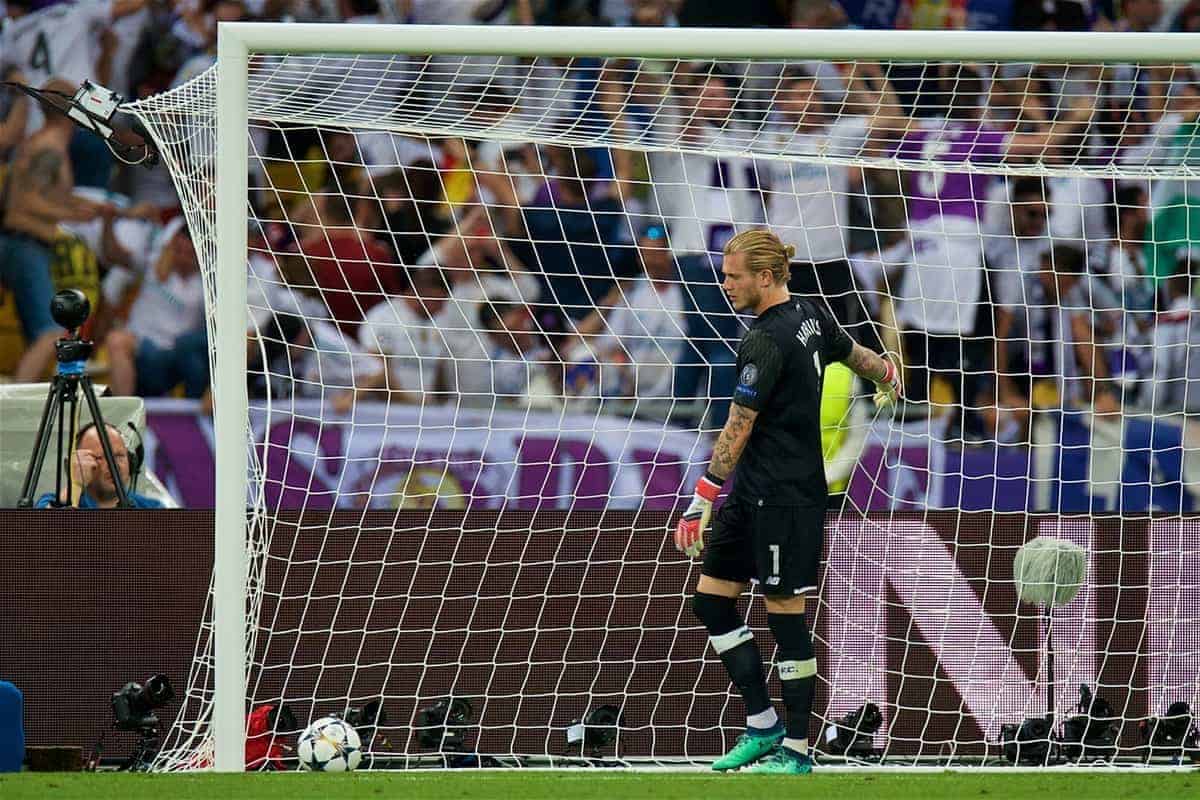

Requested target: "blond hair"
[{"left": 723, "top": 229, "right": 794, "bottom": 285}]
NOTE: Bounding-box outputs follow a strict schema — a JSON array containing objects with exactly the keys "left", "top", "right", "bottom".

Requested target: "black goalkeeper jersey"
[{"left": 728, "top": 296, "right": 854, "bottom": 507}]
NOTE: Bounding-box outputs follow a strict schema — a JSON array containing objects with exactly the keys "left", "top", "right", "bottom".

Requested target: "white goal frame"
[{"left": 210, "top": 22, "right": 1200, "bottom": 772}]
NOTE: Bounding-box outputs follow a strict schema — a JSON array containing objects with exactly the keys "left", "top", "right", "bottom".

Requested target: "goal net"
[{"left": 125, "top": 25, "right": 1200, "bottom": 769}]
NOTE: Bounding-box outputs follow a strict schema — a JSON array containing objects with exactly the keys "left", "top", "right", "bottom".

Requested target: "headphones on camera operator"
[{"left": 67, "top": 421, "right": 145, "bottom": 494}]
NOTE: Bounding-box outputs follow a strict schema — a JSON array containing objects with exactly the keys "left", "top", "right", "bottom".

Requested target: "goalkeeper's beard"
[{"left": 727, "top": 287, "right": 761, "bottom": 314}]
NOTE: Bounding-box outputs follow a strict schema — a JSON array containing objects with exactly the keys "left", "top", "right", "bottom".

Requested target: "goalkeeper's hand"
[
  {"left": 873, "top": 355, "right": 904, "bottom": 409},
  {"left": 674, "top": 473, "right": 722, "bottom": 558}
]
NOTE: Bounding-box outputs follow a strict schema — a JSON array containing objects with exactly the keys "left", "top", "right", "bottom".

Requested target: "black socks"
[
  {"left": 693, "top": 593, "right": 772, "bottom": 717},
  {"left": 768, "top": 611, "right": 817, "bottom": 742}
]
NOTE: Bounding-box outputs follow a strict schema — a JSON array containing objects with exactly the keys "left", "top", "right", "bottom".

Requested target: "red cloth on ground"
[{"left": 245, "top": 704, "right": 286, "bottom": 770}]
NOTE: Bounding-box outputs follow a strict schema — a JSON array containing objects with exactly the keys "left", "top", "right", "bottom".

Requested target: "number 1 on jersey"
[{"left": 812, "top": 350, "right": 822, "bottom": 379}]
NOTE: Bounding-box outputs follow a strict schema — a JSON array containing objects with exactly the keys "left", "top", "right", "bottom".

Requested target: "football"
[{"left": 297, "top": 716, "right": 363, "bottom": 772}]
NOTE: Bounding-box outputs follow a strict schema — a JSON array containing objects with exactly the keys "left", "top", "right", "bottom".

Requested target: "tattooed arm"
[
  {"left": 8, "top": 146, "right": 104, "bottom": 224},
  {"left": 674, "top": 328, "right": 776, "bottom": 557},
  {"left": 706, "top": 402, "right": 759, "bottom": 481},
  {"left": 842, "top": 341, "right": 891, "bottom": 383},
  {"left": 843, "top": 341, "right": 904, "bottom": 406},
  {"left": 674, "top": 400, "right": 759, "bottom": 557}
]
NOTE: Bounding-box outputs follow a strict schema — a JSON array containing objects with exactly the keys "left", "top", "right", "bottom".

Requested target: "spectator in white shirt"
[
  {"left": 764, "top": 64, "right": 892, "bottom": 331},
  {"left": 566, "top": 226, "right": 687, "bottom": 401},
  {"left": 1028, "top": 244, "right": 1119, "bottom": 411},
  {"left": 1107, "top": 184, "right": 1156, "bottom": 319},
  {"left": 979, "top": 177, "right": 1052, "bottom": 441},
  {"left": 102, "top": 217, "right": 208, "bottom": 397},
  {"left": 987, "top": 176, "right": 1054, "bottom": 360},
  {"left": 358, "top": 267, "right": 456, "bottom": 406},
  {"left": 454, "top": 301, "right": 561, "bottom": 409},
  {"left": 1, "top": 0, "right": 148, "bottom": 95},
  {"left": 291, "top": 316, "right": 385, "bottom": 413},
  {"left": 1141, "top": 258, "right": 1200, "bottom": 415}
]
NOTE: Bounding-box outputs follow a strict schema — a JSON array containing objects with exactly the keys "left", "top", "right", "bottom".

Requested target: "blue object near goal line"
[{"left": 0, "top": 680, "right": 23, "bottom": 772}]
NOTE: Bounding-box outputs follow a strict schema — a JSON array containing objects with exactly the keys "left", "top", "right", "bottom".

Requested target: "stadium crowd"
[{"left": 0, "top": 0, "right": 1197, "bottom": 441}]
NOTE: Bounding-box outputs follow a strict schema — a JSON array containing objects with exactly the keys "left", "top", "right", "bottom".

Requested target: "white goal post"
[{"left": 187, "top": 23, "right": 1200, "bottom": 772}]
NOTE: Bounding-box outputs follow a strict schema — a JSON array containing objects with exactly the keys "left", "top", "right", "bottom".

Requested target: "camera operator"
[{"left": 34, "top": 422, "right": 161, "bottom": 508}]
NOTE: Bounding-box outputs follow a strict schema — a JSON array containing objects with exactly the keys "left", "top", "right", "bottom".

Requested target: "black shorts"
[{"left": 701, "top": 498, "right": 824, "bottom": 596}]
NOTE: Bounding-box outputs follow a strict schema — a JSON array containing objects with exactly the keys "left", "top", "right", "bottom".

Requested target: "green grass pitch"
[{"left": 0, "top": 770, "right": 1195, "bottom": 800}]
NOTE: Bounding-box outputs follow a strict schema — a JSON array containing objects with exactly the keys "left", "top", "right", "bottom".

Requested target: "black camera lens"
[
  {"left": 50, "top": 289, "right": 90, "bottom": 331},
  {"left": 144, "top": 674, "right": 174, "bottom": 706},
  {"left": 111, "top": 674, "right": 174, "bottom": 733}
]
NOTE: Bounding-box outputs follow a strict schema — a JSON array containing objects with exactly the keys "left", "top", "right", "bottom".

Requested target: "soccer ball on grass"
[{"left": 297, "top": 716, "right": 362, "bottom": 772}]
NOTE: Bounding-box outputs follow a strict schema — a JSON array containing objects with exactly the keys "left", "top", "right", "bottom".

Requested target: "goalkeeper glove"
[
  {"left": 674, "top": 472, "right": 722, "bottom": 558},
  {"left": 873, "top": 356, "right": 904, "bottom": 409}
]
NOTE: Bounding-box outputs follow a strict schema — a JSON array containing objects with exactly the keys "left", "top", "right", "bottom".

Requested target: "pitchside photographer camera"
[
  {"left": 1139, "top": 702, "right": 1200, "bottom": 764},
  {"left": 1000, "top": 716, "right": 1055, "bottom": 765},
  {"left": 565, "top": 704, "right": 624, "bottom": 761},
  {"left": 15, "top": 289, "right": 133, "bottom": 508},
  {"left": 345, "top": 698, "right": 386, "bottom": 752},
  {"left": 17, "top": 289, "right": 126, "bottom": 507},
  {"left": 416, "top": 697, "right": 473, "bottom": 763},
  {"left": 92, "top": 674, "right": 174, "bottom": 771},
  {"left": 410, "top": 697, "right": 503, "bottom": 768},
  {"left": 1061, "top": 685, "right": 1119, "bottom": 763},
  {"left": 111, "top": 674, "right": 173, "bottom": 733},
  {"left": 1000, "top": 685, "right": 1120, "bottom": 766},
  {"left": 820, "top": 702, "right": 883, "bottom": 760}
]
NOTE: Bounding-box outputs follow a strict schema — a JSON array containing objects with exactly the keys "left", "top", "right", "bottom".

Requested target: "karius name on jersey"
[{"left": 795, "top": 317, "right": 821, "bottom": 347}]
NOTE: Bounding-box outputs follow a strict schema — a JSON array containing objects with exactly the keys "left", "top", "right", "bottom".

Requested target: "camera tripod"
[
  {"left": 119, "top": 725, "right": 162, "bottom": 772},
  {"left": 16, "top": 289, "right": 131, "bottom": 508},
  {"left": 88, "top": 723, "right": 162, "bottom": 772}
]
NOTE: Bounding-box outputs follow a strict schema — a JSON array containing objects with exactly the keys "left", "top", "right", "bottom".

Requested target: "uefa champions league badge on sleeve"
[{"left": 736, "top": 364, "right": 759, "bottom": 398}]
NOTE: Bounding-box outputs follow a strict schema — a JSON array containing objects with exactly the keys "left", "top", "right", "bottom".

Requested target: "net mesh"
[{"left": 126, "top": 51, "right": 1200, "bottom": 767}]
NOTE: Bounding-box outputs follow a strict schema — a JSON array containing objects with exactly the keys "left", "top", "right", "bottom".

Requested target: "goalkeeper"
[{"left": 674, "top": 229, "right": 900, "bottom": 775}]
